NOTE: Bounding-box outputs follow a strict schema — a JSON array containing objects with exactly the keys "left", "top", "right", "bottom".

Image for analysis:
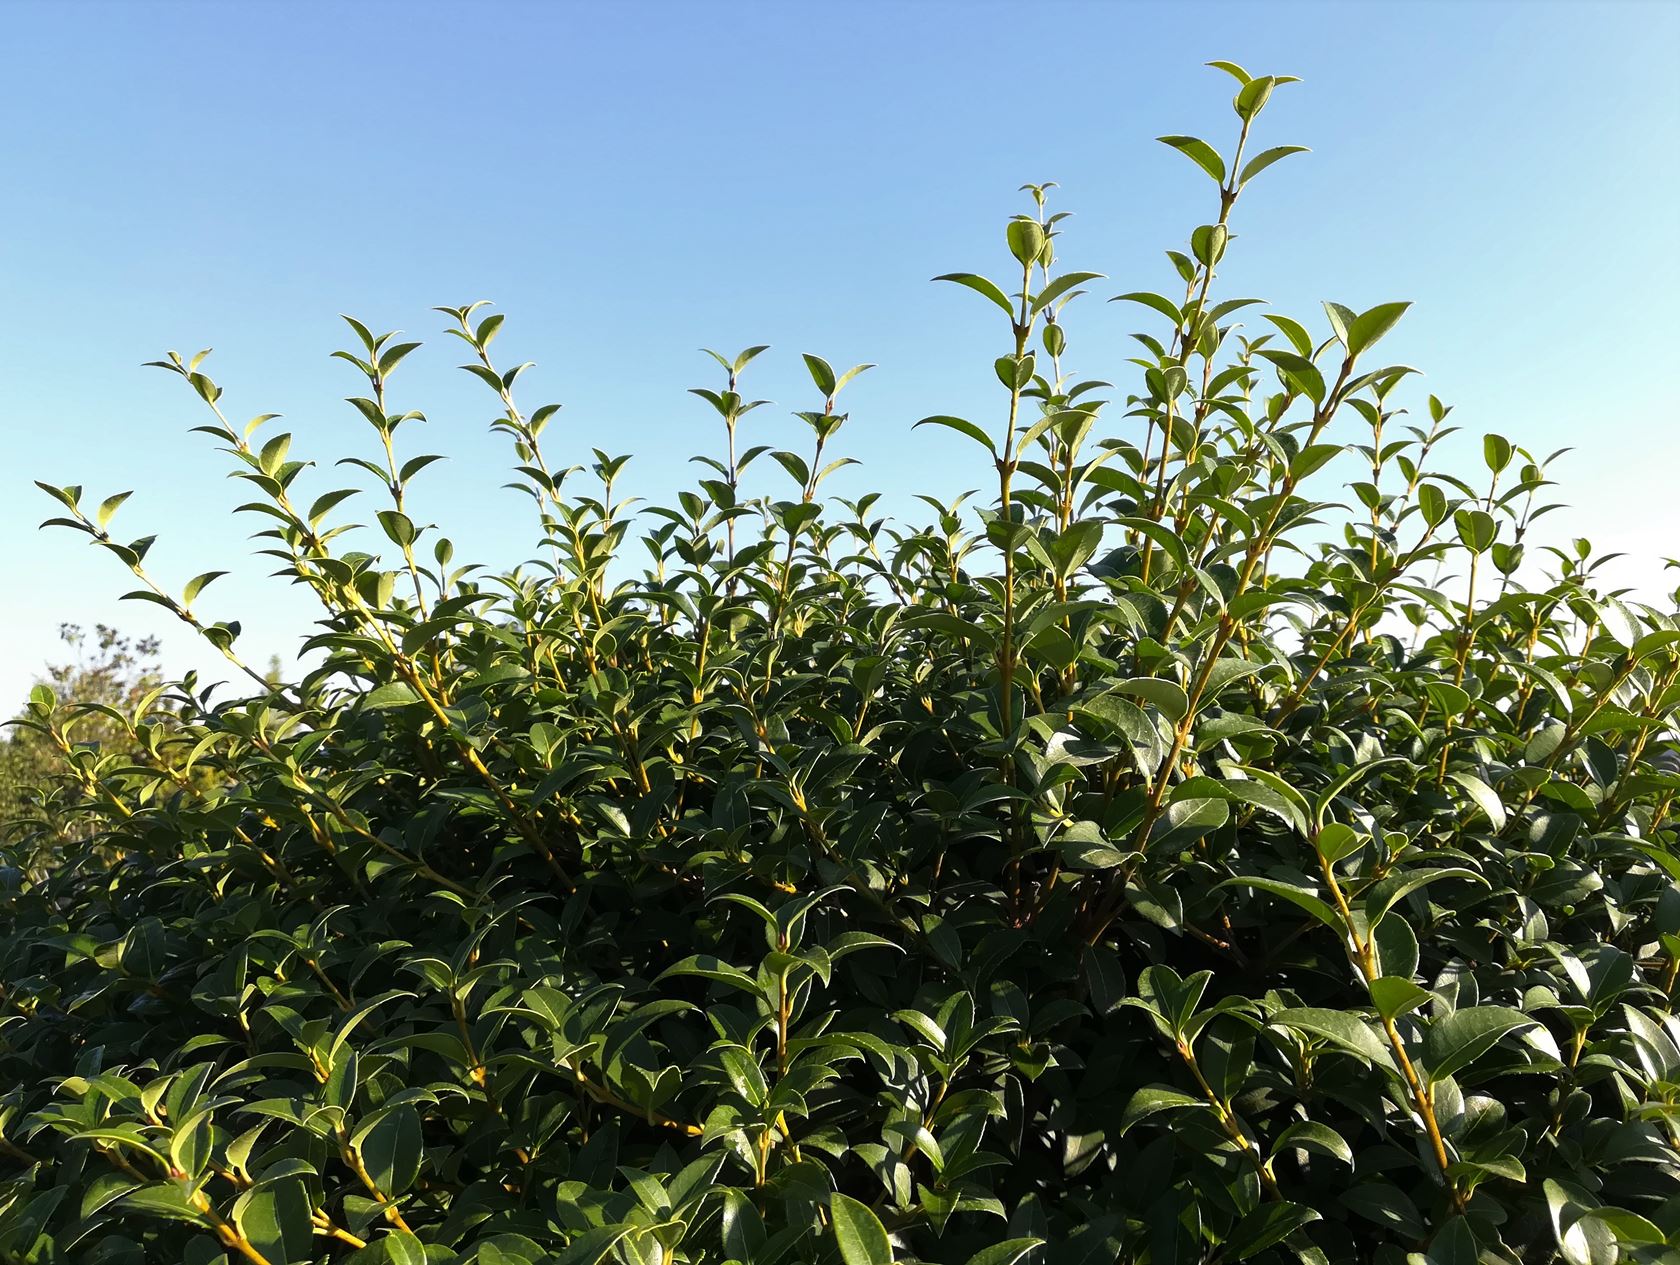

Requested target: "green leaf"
[
  {"left": 554, "top": 1225, "right": 637, "bottom": 1265},
  {"left": 1290, "top": 443, "right": 1342, "bottom": 480},
  {"left": 168, "top": 1108, "right": 215, "bottom": 1180},
  {"left": 1483, "top": 432, "right": 1513, "bottom": 474},
  {"left": 1323, "top": 299, "right": 1350, "bottom": 342},
  {"left": 1417, "top": 482, "right": 1448, "bottom": 527},
  {"left": 233, "top": 1179, "right": 312, "bottom": 1265},
  {"left": 96, "top": 491, "right": 132, "bottom": 528},
  {"left": 1419, "top": 1006, "right": 1533, "bottom": 1083},
  {"left": 1239, "top": 145, "right": 1309, "bottom": 185},
  {"left": 1118, "top": 517, "right": 1189, "bottom": 569},
  {"left": 802, "top": 353, "right": 836, "bottom": 397},
  {"left": 1590, "top": 1207, "right": 1666, "bottom": 1246},
  {"left": 1490, "top": 542, "right": 1522, "bottom": 579},
  {"left": 1631, "top": 628, "right": 1680, "bottom": 662},
  {"left": 1265, "top": 314, "right": 1314, "bottom": 356},
  {"left": 1118, "top": 1085, "right": 1204, "bottom": 1134},
  {"left": 831, "top": 1193, "right": 894, "bottom": 1265},
  {"left": 1110, "top": 291, "right": 1184, "bottom": 327},
  {"left": 1007, "top": 219, "right": 1047, "bottom": 267},
  {"left": 1454, "top": 508, "right": 1497, "bottom": 553},
  {"left": 1368, "top": 976, "right": 1432, "bottom": 1021},
  {"left": 378, "top": 341, "right": 422, "bottom": 375},
  {"left": 914, "top": 414, "right": 997, "bottom": 455},
  {"left": 1424, "top": 680, "right": 1471, "bottom": 717},
  {"left": 1545, "top": 1179, "right": 1618, "bottom": 1265},
  {"left": 182, "top": 571, "right": 227, "bottom": 606},
  {"left": 1365, "top": 866, "right": 1486, "bottom": 926},
  {"left": 1271, "top": 1121, "right": 1353, "bottom": 1165},
  {"left": 34, "top": 480, "right": 82, "bottom": 510},
  {"left": 1235, "top": 75, "right": 1282, "bottom": 120},
  {"left": 258, "top": 432, "right": 292, "bottom": 476},
  {"left": 657, "top": 954, "right": 764, "bottom": 998},
  {"left": 1223, "top": 1201, "right": 1320, "bottom": 1260},
  {"left": 1347, "top": 302, "right": 1411, "bottom": 357},
  {"left": 1191, "top": 223, "right": 1228, "bottom": 267},
  {"left": 308, "top": 487, "right": 360, "bottom": 523},
  {"left": 378, "top": 509, "right": 417, "bottom": 548},
  {"left": 1595, "top": 596, "right": 1641, "bottom": 649},
  {"left": 1314, "top": 822, "right": 1365, "bottom": 864},
  {"left": 1074, "top": 694, "right": 1160, "bottom": 766},
  {"left": 964, "top": 1240, "right": 1044, "bottom": 1265},
  {"left": 305, "top": 993, "right": 385, "bottom": 1062},
  {"left": 1158, "top": 135, "right": 1226, "bottom": 184},
  {"left": 1271, "top": 1007, "right": 1396, "bottom": 1071},
  {"left": 383, "top": 1232, "right": 428, "bottom": 1265},
  {"left": 1084, "top": 944, "right": 1127, "bottom": 1016},
  {"left": 1221, "top": 875, "right": 1340, "bottom": 931},
  {"left": 893, "top": 1008, "right": 947, "bottom": 1050},
  {"left": 363, "top": 682, "right": 419, "bottom": 710},
  {"left": 1108, "top": 676, "right": 1190, "bottom": 723},
  {"left": 1258, "top": 349, "right": 1325, "bottom": 404},
  {"left": 933, "top": 272, "right": 1014, "bottom": 315},
  {"left": 358, "top": 1104, "right": 423, "bottom": 1197},
  {"left": 399, "top": 453, "right": 447, "bottom": 482},
  {"left": 1155, "top": 797, "right": 1229, "bottom": 850},
  {"left": 1426, "top": 1217, "right": 1481, "bottom": 1265},
  {"left": 120, "top": 1183, "right": 212, "bottom": 1226},
  {"left": 1313, "top": 757, "right": 1407, "bottom": 832},
  {"left": 835, "top": 362, "right": 874, "bottom": 393},
  {"left": 1446, "top": 771, "right": 1507, "bottom": 832},
  {"left": 1343, "top": 1182, "right": 1425, "bottom": 1241},
  {"left": 1031, "top": 271, "right": 1104, "bottom": 314},
  {"left": 1173, "top": 775, "right": 1301, "bottom": 833}
]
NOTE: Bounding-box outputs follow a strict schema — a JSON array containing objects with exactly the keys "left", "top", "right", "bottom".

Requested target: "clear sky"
[{"left": 2, "top": 0, "right": 1677, "bottom": 707}]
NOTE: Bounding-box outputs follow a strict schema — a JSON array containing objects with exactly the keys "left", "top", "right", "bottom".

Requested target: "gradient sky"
[{"left": 2, "top": 0, "right": 1677, "bottom": 707}]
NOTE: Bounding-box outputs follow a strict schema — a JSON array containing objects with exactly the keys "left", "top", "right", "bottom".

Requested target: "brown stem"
[{"left": 1317, "top": 846, "right": 1466, "bottom": 1214}]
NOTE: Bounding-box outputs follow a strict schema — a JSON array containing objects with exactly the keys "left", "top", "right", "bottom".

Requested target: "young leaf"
[
  {"left": 933, "top": 272, "right": 1014, "bottom": 315},
  {"left": 1347, "top": 302, "right": 1411, "bottom": 358},
  {"left": 1158, "top": 135, "right": 1226, "bottom": 184},
  {"left": 1239, "top": 145, "right": 1309, "bottom": 186}
]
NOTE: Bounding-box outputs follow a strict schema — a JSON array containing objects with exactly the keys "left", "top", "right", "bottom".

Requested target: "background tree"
[{"left": 0, "top": 623, "right": 166, "bottom": 847}]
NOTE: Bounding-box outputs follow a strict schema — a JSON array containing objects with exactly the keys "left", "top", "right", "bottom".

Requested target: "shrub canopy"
[{"left": 4, "top": 62, "right": 1680, "bottom": 1265}]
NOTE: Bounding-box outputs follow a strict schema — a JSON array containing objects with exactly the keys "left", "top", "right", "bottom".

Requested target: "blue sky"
[{"left": 2, "top": 0, "right": 1677, "bottom": 706}]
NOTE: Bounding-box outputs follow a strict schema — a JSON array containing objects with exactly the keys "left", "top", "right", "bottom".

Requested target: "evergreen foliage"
[{"left": 3, "top": 63, "right": 1679, "bottom": 1265}]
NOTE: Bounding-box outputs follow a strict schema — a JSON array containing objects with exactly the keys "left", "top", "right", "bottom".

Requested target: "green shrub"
[{"left": 4, "top": 62, "right": 1679, "bottom": 1265}]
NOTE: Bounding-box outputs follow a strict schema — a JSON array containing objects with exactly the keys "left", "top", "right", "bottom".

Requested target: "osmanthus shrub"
[{"left": 4, "top": 61, "right": 1680, "bottom": 1265}]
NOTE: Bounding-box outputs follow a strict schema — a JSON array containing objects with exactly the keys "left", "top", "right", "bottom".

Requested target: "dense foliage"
[{"left": 4, "top": 63, "right": 1679, "bottom": 1265}]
